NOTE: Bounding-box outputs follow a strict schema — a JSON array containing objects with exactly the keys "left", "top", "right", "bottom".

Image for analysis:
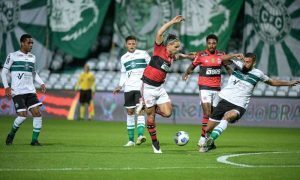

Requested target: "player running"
[
  {"left": 203, "top": 52, "right": 300, "bottom": 152},
  {"left": 140, "top": 15, "right": 184, "bottom": 153},
  {"left": 113, "top": 35, "right": 151, "bottom": 147},
  {"left": 1, "top": 34, "right": 46, "bottom": 146}
]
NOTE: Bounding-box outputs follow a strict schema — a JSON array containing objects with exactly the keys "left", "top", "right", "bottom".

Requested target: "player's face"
[
  {"left": 167, "top": 41, "right": 181, "bottom": 55},
  {"left": 206, "top": 38, "right": 217, "bottom": 54},
  {"left": 125, "top": 40, "right": 137, "bottom": 53},
  {"left": 21, "top": 38, "right": 33, "bottom": 53},
  {"left": 243, "top": 57, "right": 255, "bottom": 71}
]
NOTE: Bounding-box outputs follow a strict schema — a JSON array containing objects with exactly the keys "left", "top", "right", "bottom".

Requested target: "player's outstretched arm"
[
  {"left": 265, "top": 79, "right": 300, "bottom": 87},
  {"left": 155, "top": 15, "right": 184, "bottom": 45},
  {"left": 220, "top": 53, "right": 244, "bottom": 63},
  {"left": 182, "top": 64, "right": 196, "bottom": 81}
]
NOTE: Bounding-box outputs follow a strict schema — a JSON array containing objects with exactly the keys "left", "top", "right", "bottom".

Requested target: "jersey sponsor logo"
[
  {"left": 17, "top": 73, "right": 24, "bottom": 79},
  {"left": 161, "top": 62, "right": 171, "bottom": 72},
  {"left": 233, "top": 79, "right": 240, "bottom": 85},
  {"left": 253, "top": 0, "right": 290, "bottom": 44},
  {"left": 127, "top": 71, "right": 132, "bottom": 78},
  {"left": 206, "top": 68, "right": 221, "bottom": 75}
]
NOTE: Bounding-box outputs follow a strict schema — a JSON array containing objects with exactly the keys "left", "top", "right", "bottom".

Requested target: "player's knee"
[
  {"left": 17, "top": 111, "right": 27, "bottom": 117},
  {"left": 127, "top": 109, "right": 135, "bottom": 115},
  {"left": 223, "top": 110, "right": 239, "bottom": 122}
]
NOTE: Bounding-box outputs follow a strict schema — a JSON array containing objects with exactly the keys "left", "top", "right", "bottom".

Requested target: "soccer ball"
[{"left": 174, "top": 131, "right": 189, "bottom": 146}]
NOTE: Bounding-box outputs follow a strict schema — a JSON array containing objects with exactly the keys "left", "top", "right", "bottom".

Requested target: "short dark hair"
[
  {"left": 245, "top": 52, "right": 256, "bottom": 61},
  {"left": 125, "top": 35, "right": 136, "bottom": 42},
  {"left": 206, "top": 34, "right": 218, "bottom": 42},
  {"left": 165, "top": 34, "right": 179, "bottom": 45},
  {"left": 20, "top": 34, "right": 32, "bottom": 43}
]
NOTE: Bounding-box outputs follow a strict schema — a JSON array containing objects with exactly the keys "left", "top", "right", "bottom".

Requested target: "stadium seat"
[
  {"left": 288, "top": 91, "right": 298, "bottom": 97},
  {"left": 264, "top": 90, "right": 275, "bottom": 96},
  {"left": 253, "top": 89, "right": 263, "bottom": 96}
]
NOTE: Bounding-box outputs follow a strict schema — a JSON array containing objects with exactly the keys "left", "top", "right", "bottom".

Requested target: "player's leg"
[
  {"left": 123, "top": 91, "right": 136, "bottom": 147},
  {"left": 134, "top": 91, "right": 146, "bottom": 145},
  {"left": 155, "top": 86, "right": 172, "bottom": 118},
  {"left": 87, "top": 90, "right": 94, "bottom": 120},
  {"left": 79, "top": 90, "right": 86, "bottom": 120},
  {"left": 198, "top": 90, "right": 213, "bottom": 147},
  {"left": 142, "top": 84, "right": 162, "bottom": 153},
  {"left": 6, "top": 95, "right": 28, "bottom": 145},
  {"left": 28, "top": 93, "right": 43, "bottom": 146}
]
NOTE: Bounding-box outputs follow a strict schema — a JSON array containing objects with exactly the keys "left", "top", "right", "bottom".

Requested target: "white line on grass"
[
  {"left": 0, "top": 167, "right": 224, "bottom": 172},
  {"left": 217, "top": 152, "right": 300, "bottom": 168}
]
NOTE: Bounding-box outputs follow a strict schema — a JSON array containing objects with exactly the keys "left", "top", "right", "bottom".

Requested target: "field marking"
[
  {"left": 0, "top": 166, "right": 224, "bottom": 172},
  {"left": 217, "top": 152, "right": 300, "bottom": 168}
]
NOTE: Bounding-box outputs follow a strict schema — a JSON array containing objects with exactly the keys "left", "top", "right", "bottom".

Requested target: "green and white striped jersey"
[
  {"left": 119, "top": 49, "right": 151, "bottom": 92},
  {"left": 3, "top": 51, "right": 37, "bottom": 96},
  {"left": 219, "top": 60, "right": 270, "bottom": 109}
]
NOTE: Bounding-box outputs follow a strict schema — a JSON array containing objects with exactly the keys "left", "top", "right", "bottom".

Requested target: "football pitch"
[{"left": 0, "top": 117, "right": 299, "bottom": 180}]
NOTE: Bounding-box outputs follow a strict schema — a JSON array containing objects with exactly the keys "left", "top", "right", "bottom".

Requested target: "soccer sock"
[
  {"left": 137, "top": 115, "right": 145, "bottom": 137},
  {"left": 32, "top": 117, "right": 42, "bottom": 142},
  {"left": 126, "top": 114, "right": 135, "bottom": 142},
  {"left": 88, "top": 101, "right": 94, "bottom": 119},
  {"left": 210, "top": 120, "right": 228, "bottom": 140},
  {"left": 147, "top": 117, "right": 157, "bottom": 142},
  {"left": 201, "top": 115, "right": 209, "bottom": 137},
  {"left": 79, "top": 105, "right": 85, "bottom": 119},
  {"left": 9, "top": 116, "right": 26, "bottom": 136}
]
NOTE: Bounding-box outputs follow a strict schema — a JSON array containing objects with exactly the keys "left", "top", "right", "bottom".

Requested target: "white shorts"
[
  {"left": 141, "top": 83, "right": 171, "bottom": 108},
  {"left": 199, "top": 89, "right": 219, "bottom": 105}
]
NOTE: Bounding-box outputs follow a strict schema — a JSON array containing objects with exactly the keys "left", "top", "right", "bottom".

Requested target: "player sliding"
[
  {"left": 202, "top": 52, "right": 300, "bottom": 152},
  {"left": 140, "top": 15, "right": 184, "bottom": 153}
]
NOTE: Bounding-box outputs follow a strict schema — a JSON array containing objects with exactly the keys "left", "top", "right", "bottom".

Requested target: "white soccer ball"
[{"left": 174, "top": 131, "right": 189, "bottom": 146}]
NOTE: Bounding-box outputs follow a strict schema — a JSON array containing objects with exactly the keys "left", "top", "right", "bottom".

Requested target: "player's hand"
[
  {"left": 5, "top": 87, "right": 12, "bottom": 98},
  {"left": 182, "top": 73, "right": 189, "bottom": 81},
  {"left": 289, "top": 80, "right": 300, "bottom": 86},
  {"left": 113, "top": 86, "right": 122, "bottom": 95},
  {"left": 41, "top": 84, "right": 46, "bottom": 93},
  {"left": 171, "top": 15, "right": 184, "bottom": 24},
  {"left": 234, "top": 53, "right": 244, "bottom": 60}
]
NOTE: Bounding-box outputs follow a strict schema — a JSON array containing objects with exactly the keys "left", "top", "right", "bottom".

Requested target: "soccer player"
[
  {"left": 75, "top": 64, "right": 95, "bottom": 120},
  {"left": 1, "top": 34, "right": 46, "bottom": 146},
  {"left": 202, "top": 52, "right": 300, "bottom": 152},
  {"left": 113, "top": 35, "right": 151, "bottom": 147},
  {"left": 140, "top": 15, "right": 184, "bottom": 153},
  {"left": 182, "top": 34, "right": 229, "bottom": 152}
]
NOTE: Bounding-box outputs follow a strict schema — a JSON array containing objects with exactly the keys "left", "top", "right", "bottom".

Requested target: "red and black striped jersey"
[
  {"left": 192, "top": 50, "right": 225, "bottom": 90},
  {"left": 142, "top": 43, "right": 175, "bottom": 86}
]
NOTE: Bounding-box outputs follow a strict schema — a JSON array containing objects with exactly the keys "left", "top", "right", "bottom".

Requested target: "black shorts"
[
  {"left": 12, "top": 93, "right": 42, "bottom": 112},
  {"left": 79, "top": 90, "right": 92, "bottom": 104},
  {"left": 210, "top": 99, "right": 246, "bottom": 123},
  {"left": 124, "top": 91, "right": 141, "bottom": 108}
]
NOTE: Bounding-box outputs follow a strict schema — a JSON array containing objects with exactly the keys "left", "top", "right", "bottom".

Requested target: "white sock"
[
  {"left": 33, "top": 117, "right": 42, "bottom": 132},
  {"left": 13, "top": 116, "right": 26, "bottom": 128}
]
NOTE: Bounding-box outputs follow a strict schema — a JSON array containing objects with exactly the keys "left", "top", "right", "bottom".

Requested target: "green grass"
[{"left": 0, "top": 117, "right": 300, "bottom": 180}]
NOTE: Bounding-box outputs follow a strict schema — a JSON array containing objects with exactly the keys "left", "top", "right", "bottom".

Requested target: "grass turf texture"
[{"left": 0, "top": 117, "right": 299, "bottom": 180}]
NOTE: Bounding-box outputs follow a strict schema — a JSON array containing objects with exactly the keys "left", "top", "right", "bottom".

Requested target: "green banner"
[
  {"left": 49, "top": 0, "right": 111, "bottom": 58},
  {"left": 114, "top": 0, "right": 243, "bottom": 53},
  {"left": 243, "top": 0, "right": 300, "bottom": 76},
  {"left": 0, "top": 0, "right": 52, "bottom": 70}
]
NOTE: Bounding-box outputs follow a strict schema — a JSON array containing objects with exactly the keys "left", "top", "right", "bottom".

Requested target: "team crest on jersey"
[
  {"left": 130, "top": 61, "right": 137, "bottom": 68},
  {"left": 253, "top": 0, "right": 291, "bottom": 44}
]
